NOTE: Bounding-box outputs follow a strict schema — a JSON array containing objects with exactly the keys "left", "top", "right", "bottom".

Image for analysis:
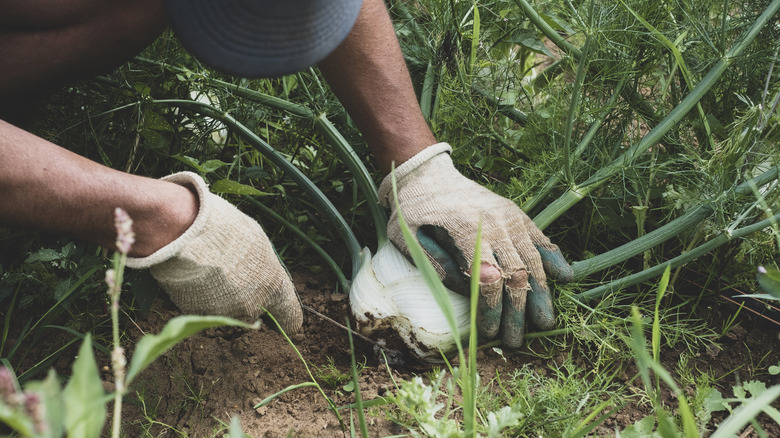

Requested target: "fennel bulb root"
[{"left": 349, "top": 242, "right": 470, "bottom": 362}]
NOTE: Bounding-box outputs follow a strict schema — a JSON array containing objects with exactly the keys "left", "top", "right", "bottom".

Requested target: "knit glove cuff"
[
  {"left": 126, "top": 172, "right": 303, "bottom": 334},
  {"left": 378, "top": 142, "right": 452, "bottom": 208}
]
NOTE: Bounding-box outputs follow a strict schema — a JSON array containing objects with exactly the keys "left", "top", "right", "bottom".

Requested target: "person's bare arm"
[
  {"left": 318, "top": 0, "right": 435, "bottom": 175},
  {"left": 0, "top": 119, "right": 197, "bottom": 257}
]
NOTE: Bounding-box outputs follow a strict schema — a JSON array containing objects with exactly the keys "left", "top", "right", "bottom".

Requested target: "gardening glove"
[
  {"left": 378, "top": 143, "right": 573, "bottom": 349},
  {"left": 126, "top": 171, "right": 303, "bottom": 334}
]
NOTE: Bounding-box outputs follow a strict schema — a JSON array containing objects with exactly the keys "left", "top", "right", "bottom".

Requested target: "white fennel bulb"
[
  {"left": 349, "top": 242, "right": 470, "bottom": 361},
  {"left": 187, "top": 90, "right": 228, "bottom": 146}
]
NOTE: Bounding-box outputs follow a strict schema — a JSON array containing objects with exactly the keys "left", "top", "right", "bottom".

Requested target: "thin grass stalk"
[
  {"left": 22, "top": 266, "right": 103, "bottom": 346},
  {"left": 571, "top": 164, "right": 779, "bottom": 279},
  {"left": 533, "top": 0, "right": 780, "bottom": 229},
  {"left": 152, "top": 99, "right": 363, "bottom": 276},
  {"left": 312, "top": 114, "right": 387, "bottom": 246},
  {"left": 512, "top": 0, "right": 660, "bottom": 126},
  {"left": 14, "top": 337, "right": 79, "bottom": 382},
  {"left": 109, "top": 253, "right": 125, "bottom": 438},
  {"left": 464, "top": 225, "right": 481, "bottom": 437},
  {"left": 469, "top": 2, "right": 480, "bottom": 76},
  {"left": 523, "top": 75, "right": 626, "bottom": 212},
  {"left": 561, "top": 28, "right": 593, "bottom": 187},
  {"left": 190, "top": 75, "right": 389, "bottom": 247},
  {"left": 652, "top": 266, "right": 670, "bottom": 390},
  {"left": 261, "top": 312, "right": 344, "bottom": 427},
  {"left": 345, "top": 318, "right": 368, "bottom": 438},
  {"left": 575, "top": 211, "right": 780, "bottom": 301},
  {"left": 420, "top": 62, "right": 436, "bottom": 120},
  {"left": 243, "top": 196, "right": 349, "bottom": 291},
  {"left": 0, "top": 283, "right": 20, "bottom": 358}
]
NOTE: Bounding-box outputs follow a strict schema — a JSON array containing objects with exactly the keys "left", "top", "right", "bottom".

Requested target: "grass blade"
[
  {"left": 346, "top": 318, "right": 369, "bottom": 438},
  {"left": 711, "top": 386, "right": 780, "bottom": 438},
  {"left": 533, "top": 0, "right": 780, "bottom": 229},
  {"left": 469, "top": 2, "right": 480, "bottom": 75},
  {"left": 254, "top": 382, "right": 319, "bottom": 408},
  {"left": 126, "top": 315, "right": 257, "bottom": 384},
  {"left": 389, "top": 170, "right": 465, "bottom": 361}
]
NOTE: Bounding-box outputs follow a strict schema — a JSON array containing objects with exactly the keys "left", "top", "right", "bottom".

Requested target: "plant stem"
[
  {"left": 312, "top": 114, "right": 387, "bottom": 246},
  {"left": 243, "top": 196, "right": 349, "bottom": 291},
  {"left": 513, "top": 0, "right": 660, "bottom": 126},
  {"left": 523, "top": 74, "right": 627, "bottom": 212},
  {"left": 571, "top": 164, "right": 779, "bottom": 279},
  {"left": 152, "top": 99, "right": 364, "bottom": 277},
  {"left": 533, "top": 0, "right": 780, "bottom": 229},
  {"left": 110, "top": 252, "right": 126, "bottom": 438},
  {"left": 574, "top": 211, "right": 780, "bottom": 302},
  {"left": 192, "top": 75, "right": 390, "bottom": 248},
  {"left": 561, "top": 28, "right": 593, "bottom": 188}
]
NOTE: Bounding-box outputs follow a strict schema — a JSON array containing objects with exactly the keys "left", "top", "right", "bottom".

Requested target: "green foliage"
[
  {"left": 757, "top": 266, "right": 780, "bottom": 298},
  {"left": 2, "top": 0, "right": 779, "bottom": 436},
  {"left": 0, "top": 241, "right": 256, "bottom": 437},
  {"left": 619, "top": 274, "right": 780, "bottom": 438}
]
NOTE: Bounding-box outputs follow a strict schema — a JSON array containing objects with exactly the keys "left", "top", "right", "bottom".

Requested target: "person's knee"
[
  {"left": 0, "top": 0, "right": 167, "bottom": 97},
  {"left": 0, "top": 0, "right": 164, "bottom": 30}
]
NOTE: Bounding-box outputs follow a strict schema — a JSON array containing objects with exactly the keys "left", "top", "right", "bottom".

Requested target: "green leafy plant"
[
  {"left": 621, "top": 269, "right": 780, "bottom": 437},
  {"left": 0, "top": 209, "right": 257, "bottom": 437}
]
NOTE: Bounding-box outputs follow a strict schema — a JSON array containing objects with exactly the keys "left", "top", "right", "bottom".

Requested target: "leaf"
[
  {"left": 126, "top": 315, "right": 258, "bottom": 384},
  {"left": 172, "top": 155, "right": 206, "bottom": 173},
  {"left": 769, "top": 365, "right": 780, "bottom": 375},
  {"left": 742, "top": 380, "right": 768, "bottom": 397},
  {"left": 486, "top": 405, "right": 523, "bottom": 437},
  {"left": 653, "top": 265, "right": 671, "bottom": 364},
  {"left": 210, "top": 179, "right": 270, "bottom": 196},
  {"left": 704, "top": 388, "right": 728, "bottom": 412},
  {"left": 711, "top": 385, "right": 780, "bottom": 438},
  {"left": 503, "top": 29, "right": 556, "bottom": 57},
  {"left": 201, "top": 159, "right": 230, "bottom": 173},
  {"left": 24, "top": 248, "right": 62, "bottom": 264},
  {"left": 142, "top": 109, "right": 173, "bottom": 132},
  {"left": 62, "top": 334, "right": 106, "bottom": 438},
  {"left": 255, "top": 382, "right": 318, "bottom": 408},
  {"left": 244, "top": 166, "right": 269, "bottom": 180},
  {"left": 24, "top": 369, "right": 66, "bottom": 438},
  {"left": 229, "top": 416, "right": 244, "bottom": 438},
  {"left": 757, "top": 266, "right": 780, "bottom": 298},
  {"left": 617, "top": 415, "right": 660, "bottom": 438},
  {"left": 139, "top": 127, "right": 169, "bottom": 150}
]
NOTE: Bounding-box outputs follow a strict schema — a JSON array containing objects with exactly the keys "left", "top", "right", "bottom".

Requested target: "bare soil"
[
  {"left": 3, "top": 266, "right": 779, "bottom": 437},
  {"left": 114, "top": 269, "right": 779, "bottom": 437}
]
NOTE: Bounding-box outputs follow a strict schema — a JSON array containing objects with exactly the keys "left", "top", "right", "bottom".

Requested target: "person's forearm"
[
  {"left": 318, "top": 0, "right": 436, "bottom": 175},
  {"left": 0, "top": 120, "right": 196, "bottom": 257}
]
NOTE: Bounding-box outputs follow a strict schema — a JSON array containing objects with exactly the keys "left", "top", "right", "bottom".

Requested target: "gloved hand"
[
  {"left": 126, "top": 172, "right": 303, "bottom": 334},
  {"left": 378, "top": 143, "right": 572, "bottom": 348}
]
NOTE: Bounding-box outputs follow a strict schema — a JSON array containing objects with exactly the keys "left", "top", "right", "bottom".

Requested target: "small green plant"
[
  {"left": 620, "top": 269, "right": 780, "bottom": 437},
  {"left": 0, "top": 208, "right": 258, "bottom": 437},
  {"left": 313, "top": 356, "right": 362, "bottom": 390}
]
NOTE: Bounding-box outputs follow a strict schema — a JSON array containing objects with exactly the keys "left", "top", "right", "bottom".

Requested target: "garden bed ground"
[
  {"left": 1, "top": 247, "right": 778, "bottom": 437},
  {"left": 100, "top": 267, "right": 779, "bottom": 437}
]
